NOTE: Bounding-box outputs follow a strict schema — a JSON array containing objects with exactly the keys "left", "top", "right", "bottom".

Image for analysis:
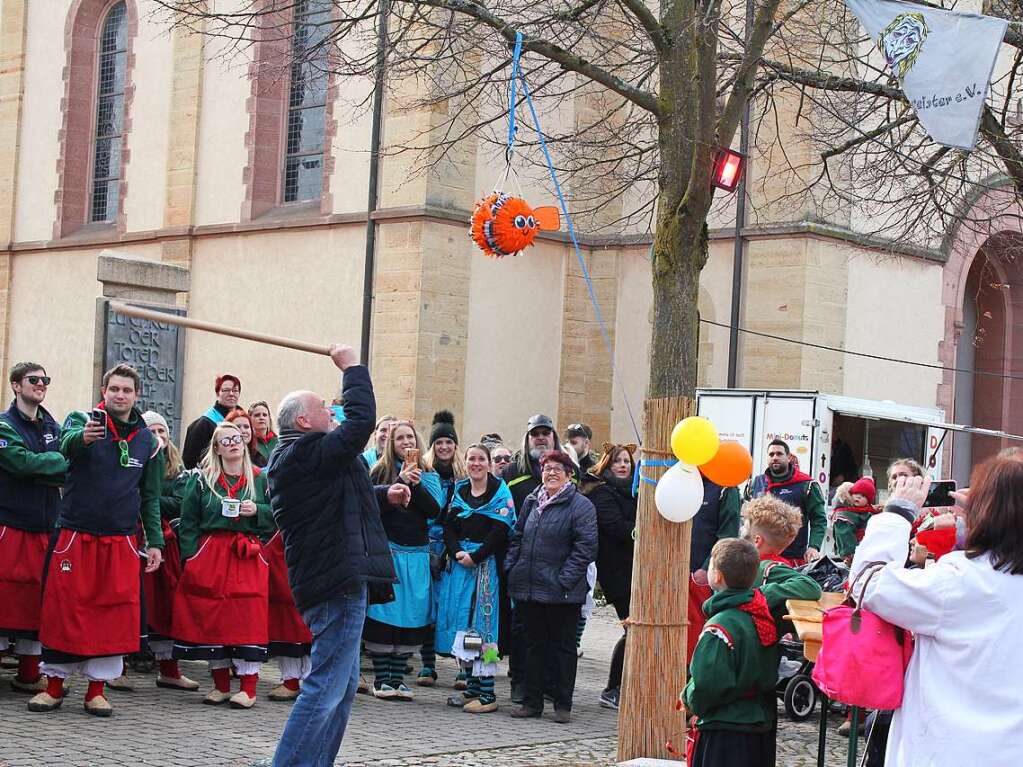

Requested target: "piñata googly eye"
[
  {"left": 513, "top": 215, "right": 527, "bottom": 229},
  {"left": 527, "top": 216, "right": 536, "bottom": 228}
]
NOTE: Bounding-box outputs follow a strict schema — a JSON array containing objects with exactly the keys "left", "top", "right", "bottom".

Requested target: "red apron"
[
  {"left": 0, "top": 526, "right": 49, "bottom": 633},
  {"left": 142, "top": 520, "right": 182, "bottom": 637},
  {"left": 686, "top": 577, "right": 714, "bottom": 666},
  {"left": 264, "top": 531, "right": 312, "bottom": 645},
  {"left": 39, "top": 530, "right": 142, "bottom": 656},
  {"left": 172, "top": 531, "right": 269, "bottom": 647}
]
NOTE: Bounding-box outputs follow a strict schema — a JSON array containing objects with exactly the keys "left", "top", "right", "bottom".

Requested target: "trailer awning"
[{"left": 829, "top": 407, "right": 1023, "bottom": 443}]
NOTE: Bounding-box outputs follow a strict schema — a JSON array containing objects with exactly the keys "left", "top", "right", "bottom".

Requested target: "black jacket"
[
  {"left": 505, "top": 483, "right": 598, "bottom": 605},
  {"left": 266, "top": 366, "right": 396, "bottom": 612},
  {"left": 181, "top": 402, "right": 233, "bottom": 470},
  {"left": 589, "top": 478, "right": 636, "bottom": 607}
]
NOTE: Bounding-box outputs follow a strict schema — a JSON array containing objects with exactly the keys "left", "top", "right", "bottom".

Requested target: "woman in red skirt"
[
  {"left": 141, "top": 411, "right": 198, "bottom": 691},
  {"left": 263, "top": 524, "right": 312, "bottom": 701},
  {"left": 171, "top": 421, "right": 273, "bottom": 709}
]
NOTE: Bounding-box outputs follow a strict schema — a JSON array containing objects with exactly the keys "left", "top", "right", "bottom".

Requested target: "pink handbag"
[{"left": 812, "top": 562, "right": 914, "bottom": 710}]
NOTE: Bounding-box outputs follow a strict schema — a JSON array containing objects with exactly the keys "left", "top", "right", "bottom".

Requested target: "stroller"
[{"left": 774, "top": 555, "right": 850, "bottom": 722}]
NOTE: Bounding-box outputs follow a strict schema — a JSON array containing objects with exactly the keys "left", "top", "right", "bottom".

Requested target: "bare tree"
[{"left": 153, "top": 0, "right": 1023, "bottom": 757}]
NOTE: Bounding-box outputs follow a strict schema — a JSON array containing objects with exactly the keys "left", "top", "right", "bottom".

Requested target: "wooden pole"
[
  {"left": 617, "top": 396, "right": 694, "bottom": 762},
  {"left": 108, "top": 301, "right": 331, "bottom": 357}
]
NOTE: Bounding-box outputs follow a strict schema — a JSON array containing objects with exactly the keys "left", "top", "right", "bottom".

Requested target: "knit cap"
[
  {"left": 849, "top": 477, "right": 876, "bottom": 505},
  {"left": 429, "top": 410, "right": 458, "bottom": 446}
]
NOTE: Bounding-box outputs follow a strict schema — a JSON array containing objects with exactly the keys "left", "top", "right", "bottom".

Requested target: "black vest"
[
  {"left": 58, "top": 409, "right": 155, "bottom": 536},
  {"left": 0, "top": 403, "right": 62, "bottom": 532},
  {"left": 690, "top": 477, "right": 725, "bottom": 570},
  {"left": 752, "top": 472, "right": 812, "bottom": 558}
]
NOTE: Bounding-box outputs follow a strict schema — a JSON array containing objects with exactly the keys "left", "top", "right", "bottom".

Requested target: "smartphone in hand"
[
  {"left": 91, "top": 408, "right": 107, "bottom": 439},
  {"left": 923, "top": 480, "right": 957, "bottom": 507}
]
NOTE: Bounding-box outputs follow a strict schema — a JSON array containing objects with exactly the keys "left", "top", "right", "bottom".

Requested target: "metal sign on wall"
[{"left": 102, "top": 302, "right": 186, "bottom": 440}]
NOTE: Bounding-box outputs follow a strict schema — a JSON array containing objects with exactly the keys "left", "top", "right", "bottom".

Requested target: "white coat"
[{"left": 851, "top": 509, "right": 1023, "bottom": 767}]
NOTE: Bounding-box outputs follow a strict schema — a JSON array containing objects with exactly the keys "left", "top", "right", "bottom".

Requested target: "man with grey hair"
[{"left": 265, "top": 343, "right": 404, "bottom": 767}]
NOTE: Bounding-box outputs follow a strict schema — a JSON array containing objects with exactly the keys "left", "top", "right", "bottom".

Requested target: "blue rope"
[
  {"left": 506, "top": 33, "right": 523, "bottom": 154},
  {"left": 632, "top": 458, "right": 678, "bottom": 497},
  {"left": 514, "top": 54, "right": 644, "bottom": 446}
]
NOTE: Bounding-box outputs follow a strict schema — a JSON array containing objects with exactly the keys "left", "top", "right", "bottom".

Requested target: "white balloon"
[{"left": 654, "top": 462, "right": 704, "bottom": 523}]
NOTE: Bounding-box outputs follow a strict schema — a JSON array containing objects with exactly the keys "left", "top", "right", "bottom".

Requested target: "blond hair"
[
  {"left": 742, "top": 495, "right": 803, "bottom": 550},
  {"left": 200, "top": 422, "right": 257, "bottom": 500},
  {"left": 370, "top": 420, "right": 425, "bottom": 485},
  {"left": 424, "top": 445, "right": 468, "bottom": 481}
]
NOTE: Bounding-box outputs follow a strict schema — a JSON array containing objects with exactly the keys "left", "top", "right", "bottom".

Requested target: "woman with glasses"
[
  {"left": 435, "top": 443, "right": 515, "bottom": 714},
  {"left": 504, "top": 450, "right": 598, "bottom": 723},
  {"left": 248, "top": 401, "right": 278, "bottom": 465},
  {"left": 171, "top": 422, "right": 273, "bottom": 709},
  {"left": 365, "top": 421, "right": 444, "bottom": 701}
]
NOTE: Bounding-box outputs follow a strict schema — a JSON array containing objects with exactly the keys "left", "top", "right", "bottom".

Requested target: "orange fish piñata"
[{"left": 469, "top": 193, "right": 561, "bottom": 258}]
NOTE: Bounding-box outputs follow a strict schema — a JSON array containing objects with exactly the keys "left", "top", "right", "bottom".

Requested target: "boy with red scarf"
[
  {"left": 683, "top": 538, "right": 780, "bottom": 767},
  {"left": 29, "top": 364, "right": 164, "bottom": 717}
]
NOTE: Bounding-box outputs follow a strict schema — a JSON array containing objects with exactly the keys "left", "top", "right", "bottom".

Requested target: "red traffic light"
[{"left": 712, "top": 148, "right": 746, "bottom": 193}]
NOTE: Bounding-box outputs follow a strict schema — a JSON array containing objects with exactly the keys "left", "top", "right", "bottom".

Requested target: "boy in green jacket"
[{"left": 683, "top": 538, "right": 779, "bottom": 767}]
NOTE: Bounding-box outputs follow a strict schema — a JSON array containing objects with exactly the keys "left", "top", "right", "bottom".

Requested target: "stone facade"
[{"left": 0, "top": 0, "right": 1018, "bottom": 467}]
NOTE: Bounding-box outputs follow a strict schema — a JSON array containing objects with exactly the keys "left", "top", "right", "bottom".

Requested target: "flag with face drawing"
[{"left": 844, "top": 0, "right": 1007, "bottom": 150}]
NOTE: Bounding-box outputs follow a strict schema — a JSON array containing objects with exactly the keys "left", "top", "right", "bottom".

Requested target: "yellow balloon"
[{"left": 670, "top": 417, "right": 720, "bottom": 466}]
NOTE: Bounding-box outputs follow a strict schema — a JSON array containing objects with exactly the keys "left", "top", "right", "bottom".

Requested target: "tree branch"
[
  {"left": 416, "top": 0, "right": 662, "bottom": 115},
  {"left": 980, "top": 105, "right": 1023, "bottom": 197},
  {"left": 758, "top": 58, "right": 904, "bottom": 101},
  {"left": 820, "top": 113, "right": 916, "bottom": 160},
  {"left": 619, "top": 0, "right": 670, "bottom": 54},
  {"left": 717, "top": 0, "right": 785, "bottom": 146}
]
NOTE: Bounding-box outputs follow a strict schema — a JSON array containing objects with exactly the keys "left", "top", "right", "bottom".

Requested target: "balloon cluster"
[{"left": 654, "top": 417, "right": 753, "bottom": 524}]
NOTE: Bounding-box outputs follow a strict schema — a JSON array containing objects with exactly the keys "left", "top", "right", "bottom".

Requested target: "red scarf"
[
  {"left": 95, "top": 402, "right": 139, "bottom": 443},
  {"left": 259, "top": 431, "right": 277, "bottom": 445},
  {"left": 738, "top": 589, "right": 777, "bottom": 647},
  {"left": 760, "top": 552, "right": 794, "bottom": 566},
  {"left": 218, "top": 474, "right": 247, "bottom": 499}
]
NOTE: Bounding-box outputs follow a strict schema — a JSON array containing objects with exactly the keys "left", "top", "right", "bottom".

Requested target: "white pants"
[
  {"left": 209, "top": 658, "right": 261, "bottom": 676},
  {"left": 0, "top": 637, "right": 41, "bottom": 656},
  {"left": 149, "top": 639, "right": 174, "bottom": 661},
  {"left": 277, "top": 655, "right": 311, "bottom": 682},
  {"left": 40, "top": 655, "right": 123, "bottom": 682}
]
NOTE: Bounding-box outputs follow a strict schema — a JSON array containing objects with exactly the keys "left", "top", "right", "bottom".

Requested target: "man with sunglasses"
[
  {"left": 29, "top": 363, "right": 164, "bottom": 718},
  {"left": 182, "top": 373, "right": 242, "bottom": 469},
  {"left": 564, "top": 423, "right": 599, "bottom": 474},
  {"left": 0, "top": 363, "right": 68, "bottom": 696}
]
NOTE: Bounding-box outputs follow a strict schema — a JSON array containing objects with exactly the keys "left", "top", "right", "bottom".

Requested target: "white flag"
[{"left": 844, "top": 0, "right": 1007, "bottom": 150}]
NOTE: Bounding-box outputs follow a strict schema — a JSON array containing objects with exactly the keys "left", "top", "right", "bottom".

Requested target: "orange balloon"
[{"left": 699, "top": 441, "right": 753, "bottom": 487}]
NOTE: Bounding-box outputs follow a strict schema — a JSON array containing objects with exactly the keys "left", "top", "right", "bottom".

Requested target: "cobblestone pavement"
[{"left": 0, "top": 606, "right": 855, "bottom": 766}]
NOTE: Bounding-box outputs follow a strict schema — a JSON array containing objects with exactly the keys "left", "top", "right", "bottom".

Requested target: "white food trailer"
[{"left": 695, "top": 389, "right": 952, "bottom": 495}]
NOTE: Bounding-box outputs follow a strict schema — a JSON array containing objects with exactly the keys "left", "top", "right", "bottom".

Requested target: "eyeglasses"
[
  {"left": 493, "top": 455, "right": 512, "bottom": 463},
  {"left": 529, "top": 428, "right": 553, "bottom": 437},
  {"left": 117, "top": 441, "right": 131, "bottom": 468},
  {"left": 219, "top": 387, "right": 240, "bottom": 395},
  {"left": 218, "top": 435, "right": 244, "bottom": 446},
  {"left": 24, "top": 375, "right": 51, "bottom": 386},
  {"left": 542, "top": 465, "right": 566, "bottom": 475}
]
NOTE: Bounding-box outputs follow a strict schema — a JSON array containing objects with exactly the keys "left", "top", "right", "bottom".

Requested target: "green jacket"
[
  {"left": 0, "top": 413, "right": 68, "bottom": 484},
  {"left": 159, "top": 469, "right": 192, "bottom": 521},
  {"left": 833, "top": 506, "right": 873, "bottom": 558},
  {"left": 757, "top": 558, "right": 822, "bottom": 633},
  {"left": 254, "top": 434, "right": 279, "bottom": 464},
  {"left": 176, "top": 470, "right": 273, "bottom": 560},
  {"left": 684, "top": 588, "right": 780, "bottom": 732}
]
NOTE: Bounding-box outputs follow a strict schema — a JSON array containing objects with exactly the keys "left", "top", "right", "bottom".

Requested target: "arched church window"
[{"left": 90, "top": 1, "right": 128, "bottom": 223}]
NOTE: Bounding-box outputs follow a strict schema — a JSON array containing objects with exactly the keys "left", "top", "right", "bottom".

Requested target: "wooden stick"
[{"left": 108, "top": 301, "right": 332, "bottom": 356}]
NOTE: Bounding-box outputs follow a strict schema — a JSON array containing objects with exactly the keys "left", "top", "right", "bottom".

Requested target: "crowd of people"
[{"left": 2, "top": 349, "right": 1022, "bottom": 767}]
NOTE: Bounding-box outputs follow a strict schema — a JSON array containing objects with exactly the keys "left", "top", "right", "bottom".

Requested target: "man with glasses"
[
  {"left": 490, "top": 445, "right": 514, "bottom": 478},
  {"left": 29, "top": 363, "right": 164, "bottom": 717},
  {"left": 182, "top": 373, "right": 242, "bottom": 469},
  {"left": 0, "top": 363, "right": 68, "bottom": 695}
]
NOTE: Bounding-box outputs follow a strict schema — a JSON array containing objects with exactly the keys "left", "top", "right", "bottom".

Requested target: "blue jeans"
[{"left": 272, "top": 585, "right": 367, "bottom": 767}]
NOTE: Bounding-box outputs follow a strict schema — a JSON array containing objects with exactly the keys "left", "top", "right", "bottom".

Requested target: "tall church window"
[{"left": 90, "top": 2, "right": 128, "bottom": 223}]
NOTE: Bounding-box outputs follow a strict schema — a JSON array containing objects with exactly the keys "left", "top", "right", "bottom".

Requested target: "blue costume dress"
[
  {"left": 434, "top": 476, "right": 515, "bottom": 657},
  {"left": 363, "top": 470, "right": 445, "bottom": 651}
]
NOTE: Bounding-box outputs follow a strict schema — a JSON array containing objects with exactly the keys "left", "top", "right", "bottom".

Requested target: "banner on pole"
[{"left": 844, "top": 0, "right": 1008, "bottom": 150}]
